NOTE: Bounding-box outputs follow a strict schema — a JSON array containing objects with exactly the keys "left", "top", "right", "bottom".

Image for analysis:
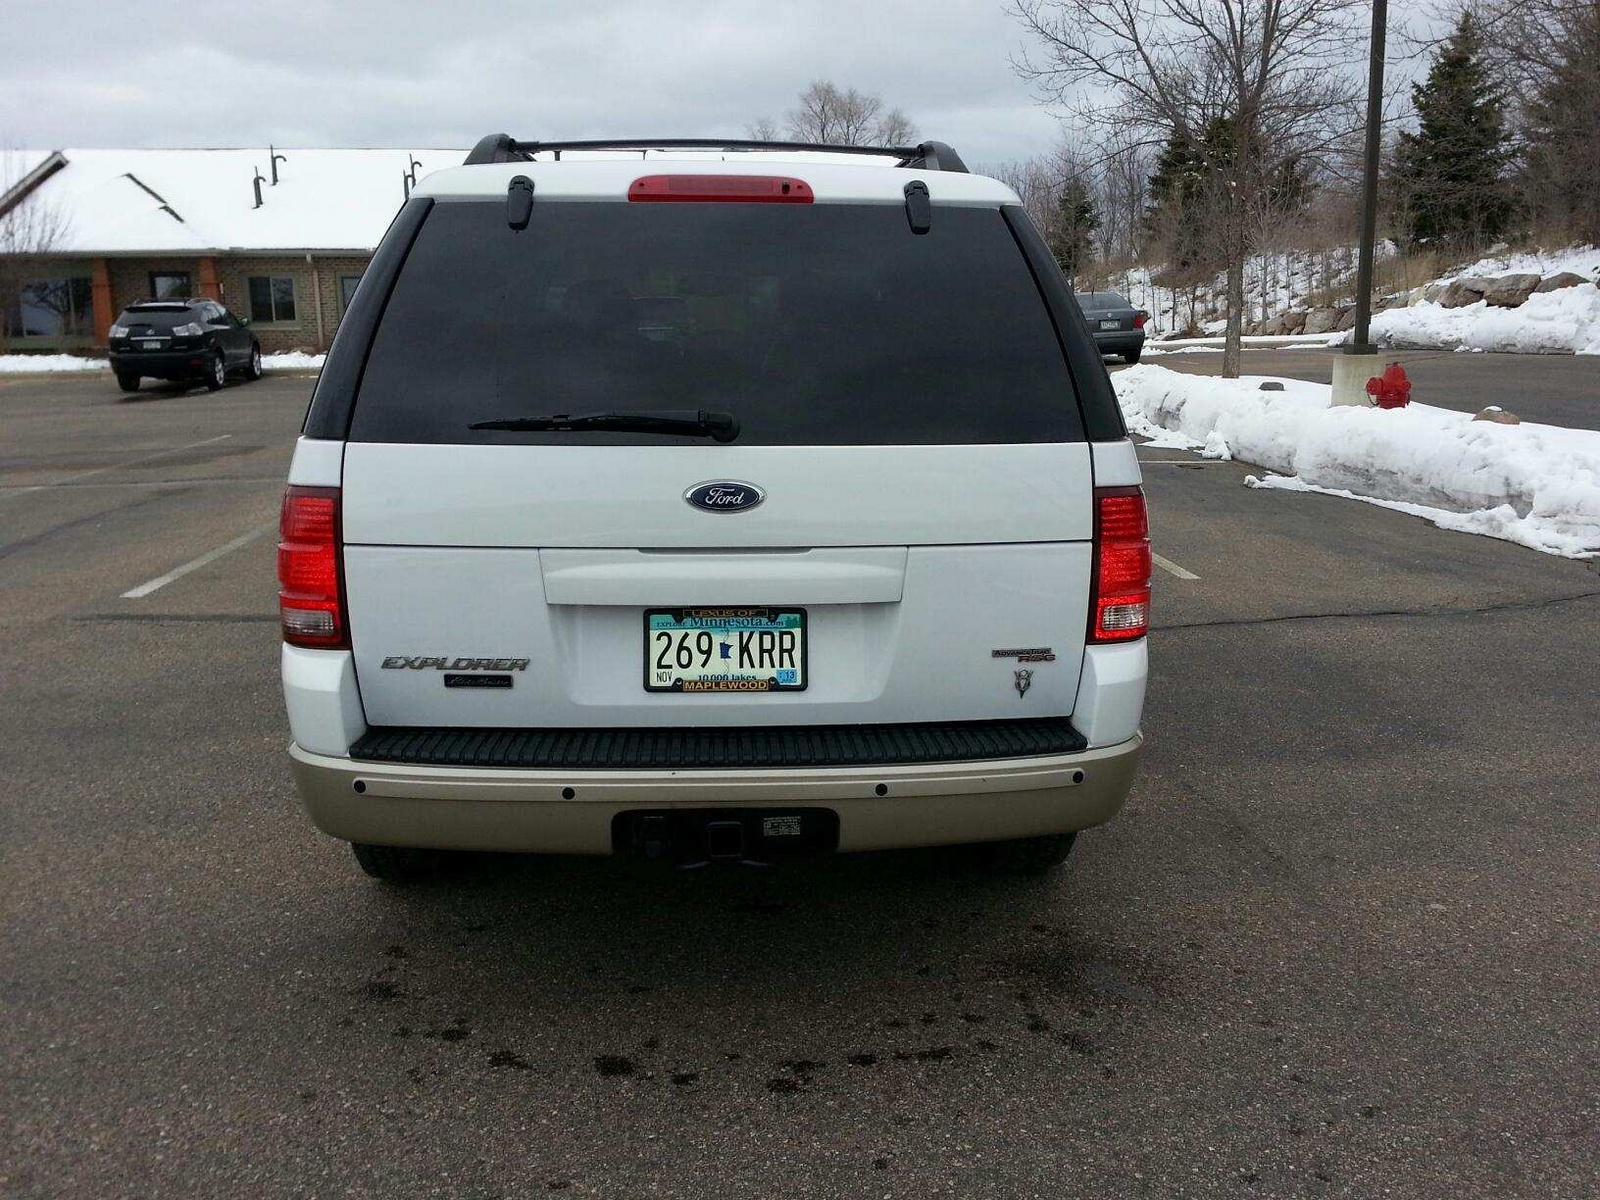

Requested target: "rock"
[
  {"left": 1439, "top": 277, "right": 1490, "bottom": 308},
  {"left": 1481, "top": 273, "right": 1542, "bottom": 308},
  {"left": 1280, "top": 309, "right": 1307, "bottom": 335},
  {"left": 1420, "top": 282, "right": 1447, "bottom": 303},
  {"left": 1335, "top": 307, "right": 1358, "bottom": 331},
  {"left": 1472, "top": 406, "right": 1521, "bottom": 425},
  {"left": 1303, "top": 307, "right": 1342, "bottom": 336},
  {"left": 1534, "top": 271, "right": 1591, "bottom": 293},
  {"left": 1258, "top": 381, "right": 1285, "bottom": 391}
]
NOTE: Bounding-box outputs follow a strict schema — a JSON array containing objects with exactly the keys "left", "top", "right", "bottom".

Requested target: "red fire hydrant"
[{"left": 1366, "top": 362, "right": 1412, "bottom": 409}]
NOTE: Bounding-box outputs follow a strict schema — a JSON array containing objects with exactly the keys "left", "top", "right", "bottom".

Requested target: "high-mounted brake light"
[
  {"left": 628, "top": 175, "right": 814, "bottom": 204},
  {"left": 1089, "top": 486, "right": 1151, "bottom": 643},
  {"left": 278, "top": 485, "right": 347, "bottom": 649}
]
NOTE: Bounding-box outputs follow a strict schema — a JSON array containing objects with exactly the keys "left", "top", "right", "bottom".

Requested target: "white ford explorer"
[{"left": 278, "top": 135, "right": 1150, "bottom": 882}]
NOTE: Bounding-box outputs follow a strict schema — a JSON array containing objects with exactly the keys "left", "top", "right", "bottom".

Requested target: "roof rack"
[{"left": 463, "top": 134, "right": 968, "bottom": 174}]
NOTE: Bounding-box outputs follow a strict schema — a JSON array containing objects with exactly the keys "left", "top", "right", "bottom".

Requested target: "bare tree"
[
  {"left": 1, "top": 150, "right": 73, "bottom": 348},
  {"left": 745, "top": 117, "right": 781, "bottom": 140},
  {"left": 784, "top": 81, "right": 916, "bottom": 146},
  {"left": 1012, "top": 0, "right": 1365, "bottom": 376}
]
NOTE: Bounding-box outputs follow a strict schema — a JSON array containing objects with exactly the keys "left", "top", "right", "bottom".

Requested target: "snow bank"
[
  {"left": 1114, "top": 364, "right": 1600, "bottom": 557},
  {"left": 0, "top": 354, "right": 107, "bottom": 373},
  {"left": 0, "top": 352, "right": 323, "bottom": 374},
  {"left": 1366, "top": 284, "right": 1600, "bottom": 355},
  {"left": 1448, "top": 245, "right": 1600, "bottom": 282},
  {"left": 263, "top": 352, "right": 325, "bottom": 371}
]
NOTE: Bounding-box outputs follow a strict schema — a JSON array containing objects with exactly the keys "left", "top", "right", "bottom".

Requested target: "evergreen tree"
[
  {"left": 1048, "top": 176, "right": 1099, "bottom": 277},
  {"left": 1520, "top": 3, "right": 1600, "bottom": 242},
  {"left": 1392, "top": 12, "right": 1512, "bottom": 248},
  {"left": 1143, "top": 122, "right": 1232, "bottom": 273}
]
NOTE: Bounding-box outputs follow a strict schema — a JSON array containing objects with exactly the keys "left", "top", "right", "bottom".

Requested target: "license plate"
[
  {"left": 138, "top": 339, "right": 166, "bottom": 349},
  {"left": 1099, "top": 319, "right": 1121, "bottom": 330},
  {"left": 644, "top": 607, "right": 806, "bottom": 693}
]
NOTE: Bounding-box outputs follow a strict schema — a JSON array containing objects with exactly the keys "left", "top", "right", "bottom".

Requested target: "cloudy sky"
[{"left": 3, "top": 0, "right": 1076, "bottom": 167}]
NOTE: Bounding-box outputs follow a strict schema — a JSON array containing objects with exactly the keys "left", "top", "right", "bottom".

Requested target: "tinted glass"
[
  {"left": 248, "top": 277, "right": 274, "bottom": 322},
  {"left": 1077, "top": 292, "right": 1129, "bottom": 311},
  {"left": 352, "top": 200, "right": 1082, "bottom": 445},
  {"left": 117, "top": 306, "right": 196, "bottom": 330},
  {"left": 272, "top": 277, "right": 297, "bottom": 321},
  {"left": 149, "top": 273, "right": 190, "bottom": 300},
  {"left": 338, "top": 274, "right": 362, "bottom": 314}
]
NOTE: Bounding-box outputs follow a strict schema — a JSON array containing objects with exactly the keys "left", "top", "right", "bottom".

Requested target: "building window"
[
  {"left": 337, "top": 274, "right": 363, "bottom": 316},
  {"left": 248, "top": 276, "right": 297, "bottom": 324},
  {"left": 4, "top": 277, "right": 94, "bottom": 338},
  {"left": 149, "top": 272, "right": 191, "bottom": 300}
]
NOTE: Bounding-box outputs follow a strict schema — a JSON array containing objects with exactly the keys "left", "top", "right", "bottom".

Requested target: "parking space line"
[
  {"left": 0, "top": 435, "right": 233, "bottom": 502},
  {"left": 1153, "top": 553, "right": 1200, "bottom": 581},
  {"left": 120, "top": 522, "right": 276, "bottom": 599}
]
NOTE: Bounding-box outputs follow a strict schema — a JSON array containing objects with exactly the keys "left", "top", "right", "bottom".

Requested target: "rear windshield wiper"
[{"left": 468, "top": 409, "right": 740, "bottom": 443}]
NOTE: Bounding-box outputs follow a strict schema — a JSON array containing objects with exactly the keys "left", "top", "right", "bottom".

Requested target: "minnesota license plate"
[
  {"left": 138, "top": 339, "right": 166, "bottom": 349},
  {"left": 1099, "top": 319, "right": 1120, "bottom": 330},
  {"left": 644, "top": 607, "right": 806, "bottom": 693}
]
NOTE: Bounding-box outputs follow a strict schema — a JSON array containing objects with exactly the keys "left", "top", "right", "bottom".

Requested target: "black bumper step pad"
[{"left": 348, "top": 717, "right": 1087, "bottom": 771}]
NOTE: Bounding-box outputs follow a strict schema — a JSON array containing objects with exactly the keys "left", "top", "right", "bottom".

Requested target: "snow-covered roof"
[{"left": 5, "top": 148, "right": 466, "bottom": 254}]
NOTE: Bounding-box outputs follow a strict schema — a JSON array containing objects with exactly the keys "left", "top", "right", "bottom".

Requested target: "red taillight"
[
  {"left": 628, "top": 174, "right": 814, "bottom": 203},
  {"left": 1090, "top": 486, "right": 1151, "bottom": 643},
  {"left": 278, "top": 485, "right": 347, "bottom": 649},
  {"left": 1133, "top": 310, "right": 1149, "bottom": 329}
]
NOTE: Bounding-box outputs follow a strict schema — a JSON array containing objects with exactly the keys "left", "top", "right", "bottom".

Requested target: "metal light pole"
[{"left": 1332, "top": 0, "right": 1389, "bottom": 406}]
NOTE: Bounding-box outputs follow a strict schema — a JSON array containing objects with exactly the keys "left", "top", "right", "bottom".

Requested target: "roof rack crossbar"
[{"left": 462, "top": 137, "right": 968, "bottom": 173}]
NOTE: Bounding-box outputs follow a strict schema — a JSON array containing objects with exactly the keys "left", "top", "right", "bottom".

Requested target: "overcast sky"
[{"left": 3, "top": 0, "right": 1078, "bottom": 167}]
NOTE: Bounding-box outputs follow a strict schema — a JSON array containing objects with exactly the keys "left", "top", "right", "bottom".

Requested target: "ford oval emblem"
[{"left": 685, "top": 480, "right": 765, "bottom": 513}]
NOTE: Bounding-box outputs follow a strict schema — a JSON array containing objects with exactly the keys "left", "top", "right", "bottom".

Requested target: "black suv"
[{"left": 108, "top": 300, "right": 263, "bottom": 394}]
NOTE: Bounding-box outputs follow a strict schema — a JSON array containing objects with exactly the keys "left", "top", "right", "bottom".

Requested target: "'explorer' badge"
[{"left": 685, "top": 481, "right": 765, "bottom": 513}]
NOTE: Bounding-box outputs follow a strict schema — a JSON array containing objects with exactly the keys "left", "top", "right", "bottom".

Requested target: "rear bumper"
[
  {"left": 289, "top": 734, "right": 1142, "bottom": 855},
  {"left": 1091, "top": 331, "right": 1146, "bottom": 356},
  {"left": 109, "top": 349, "right": 212, "bottom": 379}
]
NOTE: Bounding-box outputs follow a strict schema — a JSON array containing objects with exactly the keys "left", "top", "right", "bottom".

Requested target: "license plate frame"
[
  {"left": 1098, "top": 319, "right": 1121, "bottom": 331},
  {"left": 643, "top": 606, "right": 808, "bottom": 693}
]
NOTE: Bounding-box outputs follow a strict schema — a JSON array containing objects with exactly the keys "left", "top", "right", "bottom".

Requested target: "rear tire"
[
  {"left": 204, "top": 352, "right": 226, "bottom": 392},
  {"left": 984, "top": 831, "right": 1077, "bottom": 875},
  {"left": 1123, "top": 349, "right": 1142, "bottom": 364},
  {"left": 116, "top": 373, "right": 140, "bottom": 393},
  {"left": 350, "top": 842, "right": 451, "bottom": 884}
]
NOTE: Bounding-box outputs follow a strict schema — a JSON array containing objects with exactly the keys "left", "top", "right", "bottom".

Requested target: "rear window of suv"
[
  {"left": 116, "top": 305, "right": 195, "bottom": 329},
  {"left": 349, "top": 200, "right": 1085, "bottom": 445}
]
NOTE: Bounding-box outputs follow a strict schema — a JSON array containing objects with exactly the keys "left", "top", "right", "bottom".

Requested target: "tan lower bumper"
[{"left": 289, "top": 734, "right": 1142, "bottom": 854}]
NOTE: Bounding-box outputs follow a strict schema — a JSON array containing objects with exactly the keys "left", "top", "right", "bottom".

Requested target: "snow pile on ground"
[
  {"left": 1114, "top": 364, "right": 1600, "bottom": 557},
  {"left": 1364, "top": 283, "right": 1600, "bottom": 355},
  {"left": 263, "top": 352, "right": 325, "bottom": 371},
  {"left": 0, "top": 352, "right": 324, "bottom": 374},
  {"left": 0, "top": 354, "right": 107, "bottom": 373},
  {"left": 1448, "top": 245, "right": 1600, "bottom": 282}
]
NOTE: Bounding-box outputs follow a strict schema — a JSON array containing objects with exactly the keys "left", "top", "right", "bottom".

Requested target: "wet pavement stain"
[
  {"left": 488, "top": 1049, "right": 533, "bottom": 1071},
  {"left": 593, "top": 1055, "right": 636, "bottom": 1077},
  {"left": 893, "top": 1046, "right": 955, "bottom": 1062}
]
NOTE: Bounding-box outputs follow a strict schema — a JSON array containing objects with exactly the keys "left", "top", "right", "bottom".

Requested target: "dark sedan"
[
  {"left": 108, "top": 299, "right": 262, "bottom": 394},
  {"left": 1074, "top": 291, "right": 1148, "bottom": 363}
]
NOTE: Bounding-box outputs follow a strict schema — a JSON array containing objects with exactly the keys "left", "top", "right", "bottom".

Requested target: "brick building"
[{"left": 0, "top": 147, "right": 462, "bottom": 354}]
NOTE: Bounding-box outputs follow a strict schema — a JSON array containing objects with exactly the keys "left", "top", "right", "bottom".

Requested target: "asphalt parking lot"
[{"left": 3, "top": 369, "right": 1597, "bottom": 1198}]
